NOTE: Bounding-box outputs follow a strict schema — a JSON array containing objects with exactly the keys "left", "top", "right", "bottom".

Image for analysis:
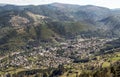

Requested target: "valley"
[
  {"left": 0, "top": 37, "right": 120, "bottom": 77},
  {"left": 0, "top": 2, "right": 120, "bottom": 77}
]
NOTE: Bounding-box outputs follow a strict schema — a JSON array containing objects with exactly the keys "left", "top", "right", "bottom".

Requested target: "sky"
[{"left": 0, "top": 0, "right": 120, "bottom": 9}]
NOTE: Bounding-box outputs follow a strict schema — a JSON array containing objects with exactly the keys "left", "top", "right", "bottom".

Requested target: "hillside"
[
  {"left": 0, "top": 2, "right": 120, "bottom": 56},
  {"left": 0, "top": 9, "right": 94, "bottom": 55},
  {"left": 0, "top": 3, "right": 120, "bottom": 77}
]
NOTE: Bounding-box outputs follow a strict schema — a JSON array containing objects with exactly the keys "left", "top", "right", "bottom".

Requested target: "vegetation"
[{"left": 0, "top": 3, "right": 120, "bottom": 77}]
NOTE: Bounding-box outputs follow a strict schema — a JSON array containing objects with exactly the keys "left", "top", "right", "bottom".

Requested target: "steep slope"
[
  {"left": 0, "top": 11, "right": 58, "bottom": 55},
  {"left": 100, "top": 14, "right": 120, "bottom": 36},
  {"left": 0, "top": 10, "right": 93, "bottom": 55}
]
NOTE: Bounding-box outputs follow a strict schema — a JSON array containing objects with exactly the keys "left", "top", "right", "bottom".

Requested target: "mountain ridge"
[{"left": 0, "top": 3, "right": 120, "bottom": 52}]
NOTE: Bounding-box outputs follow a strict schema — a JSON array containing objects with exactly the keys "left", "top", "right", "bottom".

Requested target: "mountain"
[
  {"left": 0, "top": 3, "right": 7, "bottom": 6},
  {"left": 0, "top": 3, "right": 120, "bottom": 52},
  {"left": 0, "top": 3, "right": 112, "bottom": 22},
  {"left": 23, "top": 3, "right": 111, "bottom": 22},
  {"left": 100, "top": 14, "right": 120, "bottom": 36},
  {"left": 0, "top": 10, "right": 92, "bottom": 53}
]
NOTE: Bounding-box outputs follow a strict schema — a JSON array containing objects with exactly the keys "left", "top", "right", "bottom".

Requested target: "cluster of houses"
[{"left": 0, "top": 38, "right": 114, "bottom": 70}]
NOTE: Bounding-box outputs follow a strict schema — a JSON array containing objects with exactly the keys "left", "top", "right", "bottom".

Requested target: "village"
[{"left": 0, "top": 37, "right": 116, "bottom": 71}]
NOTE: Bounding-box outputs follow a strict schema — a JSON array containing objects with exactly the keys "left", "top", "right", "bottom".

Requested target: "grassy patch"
[
  {"left": 102, "top": 62, "right": 110, "bottom": 68},
  {"left": 111, "top": 57, "right": 120, "bottom": 61}
]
